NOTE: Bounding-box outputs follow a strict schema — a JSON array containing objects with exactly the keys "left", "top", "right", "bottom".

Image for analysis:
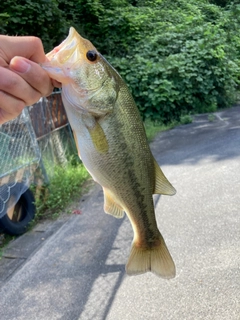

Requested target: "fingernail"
[{"left": 10, "top": 57, "right": 31, "bottom": 73}]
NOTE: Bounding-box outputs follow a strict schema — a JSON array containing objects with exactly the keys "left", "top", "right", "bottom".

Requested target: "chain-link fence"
[{"left": 0, "top": 92, "right": 75, "bottom": 221}]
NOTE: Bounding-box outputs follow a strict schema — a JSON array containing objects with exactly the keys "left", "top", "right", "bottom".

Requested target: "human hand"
[{"left": 0, "top": 35, "right": 61, "bottom": 124}]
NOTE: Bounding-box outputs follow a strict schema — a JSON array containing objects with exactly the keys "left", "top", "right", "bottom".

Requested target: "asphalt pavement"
[{"left": 0, "top": 106, "right": 240, "bottom": 320}]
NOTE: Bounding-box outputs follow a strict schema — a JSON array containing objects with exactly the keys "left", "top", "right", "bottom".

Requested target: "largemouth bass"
[{"left": 42, "top": 27, "right": 176, "bottom": 278}]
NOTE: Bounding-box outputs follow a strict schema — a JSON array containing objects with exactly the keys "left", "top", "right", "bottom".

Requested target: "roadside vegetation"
[
  {"left": 32, "top": 161, "right": 89, "bottom": 222},
  {"left": 0, "top": 0, "right": 239, "bottom": 123}
]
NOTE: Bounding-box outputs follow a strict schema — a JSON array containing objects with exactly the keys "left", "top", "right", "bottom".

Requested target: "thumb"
[{"left": 10, "top": 56, "right": 31, "bottom": 73}]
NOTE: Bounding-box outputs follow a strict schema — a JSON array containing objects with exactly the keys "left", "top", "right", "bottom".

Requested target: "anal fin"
[
  {"left": 103, "top": 188, "right": 125, "bottom": 219},
  {"left": 153, "top": 158, "right": 176, "bottom": 195}
]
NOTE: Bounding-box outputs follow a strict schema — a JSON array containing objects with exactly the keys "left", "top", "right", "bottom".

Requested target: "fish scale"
[{"left": 42, "top": 27, "right": 176, "bottom": 279}]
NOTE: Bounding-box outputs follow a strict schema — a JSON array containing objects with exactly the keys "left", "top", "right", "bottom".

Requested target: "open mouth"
[{"left": 46, "top": 27, "right": 78, "bottom": 65}]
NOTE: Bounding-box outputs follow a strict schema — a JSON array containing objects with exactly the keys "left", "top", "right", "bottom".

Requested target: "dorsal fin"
[{"left": 153, "top": 158, "right": 176, "bottom": 195}]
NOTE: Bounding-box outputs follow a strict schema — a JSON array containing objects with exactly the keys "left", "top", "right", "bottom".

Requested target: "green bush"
[
  {"left": 101, "top": 1, "right": 239, "bottom": 122},
  {"left": 0, "top": 0, "right": 68, "bottom": 52},
  {"left": 0, "top": 0, "right": 240, "bottom": 123}
]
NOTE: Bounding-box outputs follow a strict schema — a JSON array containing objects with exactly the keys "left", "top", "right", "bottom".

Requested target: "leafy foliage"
[
  {"left": 0, "top": 0, "right": 68, "bottom": 52},
  {"left": 209, "top": 0, "right": 231, "bottom": 7},
  {"left": 32, "top": 162, "right": 89, "bottom": 220},
  {"left": 0, "top": 0, "right": 240, "bottom": 122},
  {"left": 94, "top": 0, "right": 240, "bottom": 122}
]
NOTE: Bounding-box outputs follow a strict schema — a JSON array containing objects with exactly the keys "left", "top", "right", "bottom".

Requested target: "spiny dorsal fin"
[
  {"left": 103, "top": 188, "right": 125, "bottom": 219},
  {"left": 153, "top": 158, "right": 176, "bottom": 195}
]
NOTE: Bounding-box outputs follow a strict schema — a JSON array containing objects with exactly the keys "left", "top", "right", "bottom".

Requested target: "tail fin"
[{"left": 126, "top": 236, "right": 176, "bottom": 279}]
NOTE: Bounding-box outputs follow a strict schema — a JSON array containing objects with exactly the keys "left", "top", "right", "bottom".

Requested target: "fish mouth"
[
  {"left": 41, "top": 27, "right": 83, "bottom": 83},
  {"left": 46, "top": 27, "right": 79, "bottom": 65}
]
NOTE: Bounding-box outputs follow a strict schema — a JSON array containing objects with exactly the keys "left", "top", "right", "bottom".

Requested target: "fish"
[{"left": 42, "top": 27, "right": 176, "bottom": 278}]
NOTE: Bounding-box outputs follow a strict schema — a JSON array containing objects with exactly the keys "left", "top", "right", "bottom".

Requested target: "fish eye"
[{"left": 86, "top": 50, "right": 98, "bottom": 62}]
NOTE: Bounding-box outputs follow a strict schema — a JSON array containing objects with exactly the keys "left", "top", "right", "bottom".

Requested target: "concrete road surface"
[{"left": 0, "top": 106, "right": 240, "bottom": 320}]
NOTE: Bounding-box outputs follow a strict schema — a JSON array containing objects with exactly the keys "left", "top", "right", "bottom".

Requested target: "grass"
[
  {"left": 180, "top": 114, "right": 193, "bottom": 125},
  {"left": 32, "top": 160, "right": 90, "bottom": 222},
  {"left": 144, "top": 114, "right": 193, "bottom": 142},
  {"left": 144, "top": 120, "right": 177, "bottom": 142}
]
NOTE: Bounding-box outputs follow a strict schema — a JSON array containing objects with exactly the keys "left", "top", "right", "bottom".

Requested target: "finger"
[
  {"left": 0, "top": 66, "right": 42, "bottom": 106},
  {"left": 0, "top": 35, "right": 47, "bottom": 65},
  {"left": 52, "top": 79, "right": 62, "bottom": 89},
  {"left": 10, "top": 57, "right": 54, "bottom": 97},
  {"left": 0, "top": 91, "right": 25, "bottom": 125}
]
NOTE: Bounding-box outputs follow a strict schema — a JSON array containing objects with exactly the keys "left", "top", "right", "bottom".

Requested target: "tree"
[{"left": 0, "top": 0, "right": 67, "bottom": 51}]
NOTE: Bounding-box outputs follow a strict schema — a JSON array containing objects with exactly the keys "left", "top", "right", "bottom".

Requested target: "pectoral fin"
[
  {"left": 72, "top": 130, "right": 81, "bottom": 159},
  {"left": 103, "top": 188, "right": 125, "bottom": 218},
  {"left": 153, "top": 158, "right": 176, "bottom": 195},
  {"left": 87, "top": 122, "right": 109, "bottom": 154}
]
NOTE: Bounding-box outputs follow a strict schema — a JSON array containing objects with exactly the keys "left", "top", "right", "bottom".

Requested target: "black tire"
[{"left": 0, "top": 187, "right": 36, "bottom": 235}]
